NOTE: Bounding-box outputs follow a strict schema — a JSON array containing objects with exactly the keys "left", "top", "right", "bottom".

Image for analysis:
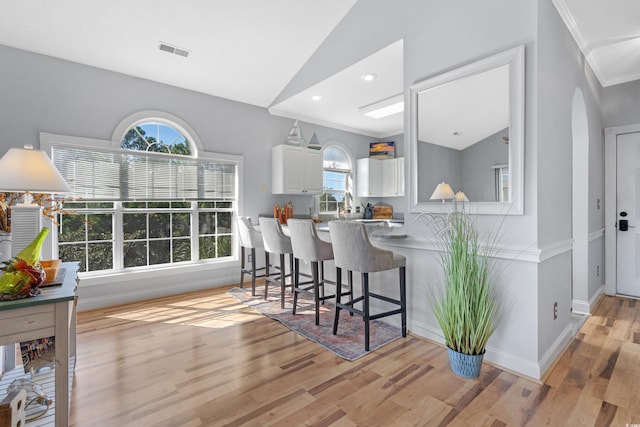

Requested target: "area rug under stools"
[{"left": 227, "top": 287, "right": 403, "bottom": 361}]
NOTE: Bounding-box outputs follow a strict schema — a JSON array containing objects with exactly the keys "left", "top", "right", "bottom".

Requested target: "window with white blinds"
[{"left": 51, "top": 145, "right": 236, "bottom": 201}]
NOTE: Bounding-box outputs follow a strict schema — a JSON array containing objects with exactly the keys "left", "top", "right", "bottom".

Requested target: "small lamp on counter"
[
  {"left": 0, "top": 144, "right": 71, "bottom": 256},
  {"left": 430, "top": 181, "right": 455, "bottom": 203}
]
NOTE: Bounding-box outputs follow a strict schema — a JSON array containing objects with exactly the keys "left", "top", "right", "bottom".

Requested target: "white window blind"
[{"left": 52, "top": 145, "right": 236, "bottom": 201}]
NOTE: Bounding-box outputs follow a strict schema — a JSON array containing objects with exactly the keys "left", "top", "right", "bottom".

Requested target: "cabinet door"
[
  {"left": 272, "top": 145, "right": 322, "bottom": 194},
  {"left": 382, "top": 159, "right": 398, "bottom": 196},
  {"left": 395, "top": 157, "right": 405, "bottom": 196},
  {"left": 357, "top": 158, "right": 383, "bottom": 197},
  {"left": 303, "top": 149, "right": 323, "bottom": 193}
]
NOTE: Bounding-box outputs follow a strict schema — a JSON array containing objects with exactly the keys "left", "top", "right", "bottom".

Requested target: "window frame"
[
  {"left": 39, "top": 129, "right": 243, "bottom": 279},
  {"left": 320, "top": 144, "right": 353, "bottom": 215}
]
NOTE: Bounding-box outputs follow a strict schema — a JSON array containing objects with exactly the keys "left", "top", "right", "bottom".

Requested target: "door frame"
[{"left": 604, "top": 123, "right": 640, "bottom": 296}]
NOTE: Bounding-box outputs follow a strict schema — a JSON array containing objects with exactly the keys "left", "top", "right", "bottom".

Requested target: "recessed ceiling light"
[
  {"left": 361, "top": 73, "right": 377, "bottom": 82},
  {"left": 311, "top": 95, "right": 322, "bottom": 101}
]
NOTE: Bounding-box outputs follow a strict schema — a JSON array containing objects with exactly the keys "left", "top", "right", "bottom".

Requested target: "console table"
[{"left": 0, "top": 262, "right": 79, "bottom": 426}]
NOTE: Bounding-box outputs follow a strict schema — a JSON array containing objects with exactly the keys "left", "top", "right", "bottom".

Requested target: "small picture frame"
[{"left": 369, "top": 141, "right": 395, "bottom": 159}]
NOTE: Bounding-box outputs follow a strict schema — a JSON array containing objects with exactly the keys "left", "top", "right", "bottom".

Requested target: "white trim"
[
  {"left": 537, "top": 322, "right": 577, "bottom": 379},
  {"left": 409, "top": 320, "right": 544, "bottom": 380},
  {"left": 604, "top": 123, "right": 640, "bottom": 296},
  {"left": 409, "top": 45, "right": 525, "bottom": 215},
  {"left": 39, "top": 131, "right": 245, "bottom": 309},
  {"left": 589, "top": 228, "right": 604, "bottom": 242},
  {"left": 572, "top": 285, "right": 604, "bottom": 315},
  {"left": 383, "top": 236, "right": 573, "bottom": 264}
]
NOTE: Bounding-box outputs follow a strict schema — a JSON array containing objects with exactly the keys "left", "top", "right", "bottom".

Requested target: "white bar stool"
[
  {"left": 236, "top": 216, "right": 266, "bottom": 296},
  {"left": 259, "top": 217, "right": 294, "bottom": 308}
]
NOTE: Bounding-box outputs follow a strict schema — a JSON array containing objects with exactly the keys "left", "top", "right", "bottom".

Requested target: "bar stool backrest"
[
  {"left": 287, "top": 219, "right": 333, "bottom": 262},
  {"left": 328, "top": 220, "right": 396, "bottom": 273},
  {"left": 259, "top": 217, "right": 292, "bottom": 255},
  {"left": 237, "top": 216, "right": 263, "bottom": 249}
]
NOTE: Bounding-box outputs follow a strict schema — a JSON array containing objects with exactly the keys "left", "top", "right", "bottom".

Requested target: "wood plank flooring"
[{"left": 69, "top": 288, "right": 640, "bottom": 426}]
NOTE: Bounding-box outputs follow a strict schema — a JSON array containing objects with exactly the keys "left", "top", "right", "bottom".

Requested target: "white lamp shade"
[
  {"left": 0, "top": 145, "right": 71, "bottom": 194},
  {"left": 430, "top": 182, "right": 455, "bottom": 201},
  {"left": 455, "top": 191, "right": 469, "bottom": 202}
]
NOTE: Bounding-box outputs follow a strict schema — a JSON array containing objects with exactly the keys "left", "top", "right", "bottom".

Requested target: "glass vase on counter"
[{"left": 273, "top": 201, "right": 294, "bottom": 224}]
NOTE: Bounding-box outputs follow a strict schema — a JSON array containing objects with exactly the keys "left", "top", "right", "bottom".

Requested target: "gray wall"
[
  {"left": 603, "top": 80, "right": 640, "bottom": 128},
  {"left": 417, "top": 141, "right": 462, "bottom": 202},
  {"left": 461, "top": 129, "right": 509, "bottom": 202},
  {"left": 0, "top": 44, "right": 376, "bottom": 221}
]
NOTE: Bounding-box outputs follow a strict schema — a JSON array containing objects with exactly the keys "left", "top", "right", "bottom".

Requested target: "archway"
[{"left": 571, "top": 87, "right": 589, "bottom": 313}]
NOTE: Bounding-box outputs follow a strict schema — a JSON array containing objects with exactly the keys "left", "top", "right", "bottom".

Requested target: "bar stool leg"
[
  {"left": 250, "top": 248, "right": 257, "bottom": 296},
  {"left": 400, "top": 266, "right": 407, "bottom": 337},
  {"left": 362, "top": 272, "right": 370, "bottom": 351},
  {"left": 280, "top": 253, "right": 286, "bottom": 308},
  {"left": 333, "top": 267, "right": 342, "bottom": 335},
  {"left": 264, "top": 252, "right": 270, "bottom": 299},
  {"left": 292, "top": 258, "right": 300, "bottom": 314},
  {"left": 240, "top": 246, "right": 246, "bottom": 289},
  {"left": 348, "top": 270, "right": 354, "bottom": 316},
  {"left": 312, "top": 261, "right": 320, "bottom": 325}
]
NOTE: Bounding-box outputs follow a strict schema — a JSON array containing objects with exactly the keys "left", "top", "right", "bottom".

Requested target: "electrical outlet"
[
  {"left": 248, "top": 254, "right": 252, "bottom": 263},
  {"left": 553, "top": 302, "right": 558, "bottom": 320},
  {"left": 597, "top": 265, "right": 600, "bottom": 277}
]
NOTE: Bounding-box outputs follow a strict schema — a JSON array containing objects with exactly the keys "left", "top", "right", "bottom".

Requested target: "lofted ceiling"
[{"left": 0, "top": 1, "right": 637, "bottom": 140}]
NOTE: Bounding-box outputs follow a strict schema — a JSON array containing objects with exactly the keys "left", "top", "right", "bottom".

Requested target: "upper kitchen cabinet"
[
  {"left": 272, "top": 144, "right": 323, "bottom": 194},
  {"left": 357, "top": 157, "right": 404, "bottom": 197}
]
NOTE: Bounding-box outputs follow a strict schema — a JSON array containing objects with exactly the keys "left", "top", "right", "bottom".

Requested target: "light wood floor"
[{"left": 69, "top": 287, "right": 640, "bottom": 426}]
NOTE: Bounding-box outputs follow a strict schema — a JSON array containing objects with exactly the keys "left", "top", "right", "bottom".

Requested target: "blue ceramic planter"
[{"left": 447, "top": 347, "right": 484, "bottom": 379}]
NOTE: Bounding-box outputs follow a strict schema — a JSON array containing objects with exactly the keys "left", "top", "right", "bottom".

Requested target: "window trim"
[
  {"left": 39, "top": 131, "right": 244, "bottom": 276},
  {"left": 111, "top": 110, "right": 204, "bottom": 156},
  {"left": 320, "top": 143, "right": 354, "bottom": 215}
]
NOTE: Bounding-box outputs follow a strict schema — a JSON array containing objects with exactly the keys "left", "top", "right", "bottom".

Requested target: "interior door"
[{"left": 616, "top": 132, "right": 640, "bottom": 297}]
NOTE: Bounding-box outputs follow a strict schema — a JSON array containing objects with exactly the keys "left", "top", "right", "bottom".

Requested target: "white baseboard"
[
  {"left": 572, "top": 285, "right": 604, "bottom": 315},
  {"left": 537, "top": 322, "right": 576, "bottom": 378},
  {"left": 409, "top": 322, "right": 544, "bottom": 380}
]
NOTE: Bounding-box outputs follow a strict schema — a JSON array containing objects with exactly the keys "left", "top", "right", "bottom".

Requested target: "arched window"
[
  {"left": 48, "top": 114, "right": 239, "bottom": 274},
  {"left": 320, "top": 145, "right": 353, "bottom": 214},
  {"left": 121, "top": 122, "right": 192, "bottom": 155}
]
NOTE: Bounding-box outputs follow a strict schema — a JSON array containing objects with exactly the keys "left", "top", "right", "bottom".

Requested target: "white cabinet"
[
  {"left": 272, "top": 144, "right": 323, "bottom": 194},
  {"left": 357, "top": 157, "right": 404, "bottom": 197},
  {"left": 356, "top": 158, "right": 383, "bottom": 197}
]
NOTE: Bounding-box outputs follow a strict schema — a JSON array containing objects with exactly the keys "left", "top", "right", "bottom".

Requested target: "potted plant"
[{"left": 428, "top": 210, "right": 500, "bottom": 378}]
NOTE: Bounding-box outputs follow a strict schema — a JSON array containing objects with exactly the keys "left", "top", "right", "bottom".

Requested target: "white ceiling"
[
  {"left": 0, "top": 1, "right": 637, "bottom": 139},
  {"left": 0, "top": 0, "right": 357, "bottom": 108}
]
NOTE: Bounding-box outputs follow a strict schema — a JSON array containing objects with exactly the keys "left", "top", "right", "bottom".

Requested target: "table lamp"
[
  {"left": 0, "top": 145, "right": 71, "bottom": 257},
  {"left": 430, "top": 181, "right": 455, "bottom": 203}
]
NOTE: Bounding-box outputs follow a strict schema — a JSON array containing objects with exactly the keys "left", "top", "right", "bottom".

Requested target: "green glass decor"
[{"left": 0, "top": 227, "right": 49, "bottom": 300}]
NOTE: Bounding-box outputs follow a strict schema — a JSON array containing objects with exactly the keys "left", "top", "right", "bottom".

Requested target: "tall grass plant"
[{"left": 426, "top": 210, "right": 500, "bottom": 355}]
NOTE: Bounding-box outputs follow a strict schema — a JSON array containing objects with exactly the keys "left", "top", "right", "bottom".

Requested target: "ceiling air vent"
[{"left": 158, "top": 42, "right": 190, "bottom": 58}]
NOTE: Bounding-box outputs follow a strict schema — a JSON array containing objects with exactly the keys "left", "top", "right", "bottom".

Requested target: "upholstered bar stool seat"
[
  {"left": 259, "top": 217, "right": 294, "bottom": 308},
  {"left": 287, "top": 219, "right": 344, "bottom": 325},
  {"left": 236, "top": 216, "right": 266, "bottom": 296},
  {"left": 328, "top": 220, "right": 407, "bottom": 351}
]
